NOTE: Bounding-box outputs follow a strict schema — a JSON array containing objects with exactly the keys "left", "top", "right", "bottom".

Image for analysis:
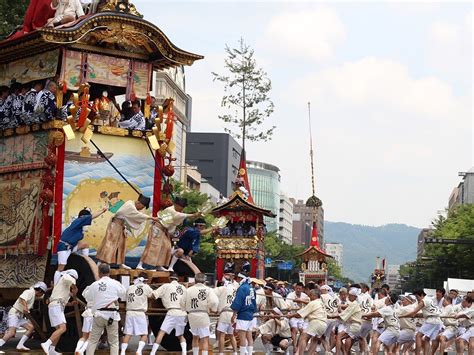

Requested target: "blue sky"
[{"left": 136, "top": 1, "right": 473, "bottom": 227}]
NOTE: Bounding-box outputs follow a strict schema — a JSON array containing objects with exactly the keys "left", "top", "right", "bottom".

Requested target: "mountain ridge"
[{"left": 324, "top": 221, "right": 420, "bottom": 282}]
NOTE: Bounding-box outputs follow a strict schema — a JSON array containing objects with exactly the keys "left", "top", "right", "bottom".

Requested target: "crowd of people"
[
  {"left": 0, "top": 78, "right": 163, "bottom": 132},
  {"left": 0, "top": 267, "right": 473, "bottom": 355}
]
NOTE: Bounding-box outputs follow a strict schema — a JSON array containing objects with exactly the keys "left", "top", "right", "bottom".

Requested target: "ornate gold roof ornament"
[{"left": 99, "top": 0, "right": 143, "bottom": 18}]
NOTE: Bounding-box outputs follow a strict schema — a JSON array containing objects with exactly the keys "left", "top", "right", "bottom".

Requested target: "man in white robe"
[{"left": 96, "top": 194, "right": 156, "bottom": 269}]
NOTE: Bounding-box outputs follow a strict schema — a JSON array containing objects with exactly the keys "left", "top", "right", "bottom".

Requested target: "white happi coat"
[
  {"left": 153, "top": 280, "right": 187, "bottom": 317},
  {"left": 214, "top": 283, "right": 237, "bottom": 324},
  {"left": 181, "top": 283, "right": 218, "bottom": 329}
]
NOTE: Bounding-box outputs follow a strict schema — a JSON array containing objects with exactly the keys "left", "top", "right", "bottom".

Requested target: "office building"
[
  {"left": 247, "top": 160, "right": 281, "bottom": 232},
  {"left": 325, "top": 243, "right": 343, "bottom": 271},
  {"left": 292, "top": 214, "right": 312, "bottom": 247},
  {"left": 449, "top": 167, "right": 474, "bottom": 209},
  {"left": 291, "top": 198, "right": 324, "bottom": 247},
  {"left": 279, "top": 193, "right": 293, "bottom": 244},
  {"left": 387, "top": 264, "right": 401, "bottom": 290},
  {"left": 185, "top": 133, "right": 242, "bottom": 197}
]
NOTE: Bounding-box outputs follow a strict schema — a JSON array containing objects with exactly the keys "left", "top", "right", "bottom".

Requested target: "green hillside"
[{"left": 324, "top": 222, "right": 420, "bottom": 282}]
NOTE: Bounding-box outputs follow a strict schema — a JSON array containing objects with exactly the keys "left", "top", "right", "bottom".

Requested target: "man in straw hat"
[
  {"left": 137, "top": 196, "right": 201, "bottom": 271},
  {"left": 96, "top": 194, "right": 157, "bottom": 269},
  {"left": 0, "top": 282, "right": 47, "bottom": 351},
  {"left": 120, "top": 274, "right": 154, "bottom": 355},
  {"left": 151, "top": 273, "right": 188, "bottom": 355}
]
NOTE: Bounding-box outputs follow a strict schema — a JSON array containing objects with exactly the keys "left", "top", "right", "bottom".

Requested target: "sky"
[{"left": 136, "top": 0, "right": 473, "bottom": 228}]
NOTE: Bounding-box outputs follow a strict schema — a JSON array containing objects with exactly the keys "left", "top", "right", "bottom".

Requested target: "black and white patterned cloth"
[
  {"left": 0, "top": 97, "right": 11, "bottom": 129},
  {"left": 22, "top": 89, "right": 39, "bottom": 125},
  {"left": 35, "top": 89, "right": 57, "bottom": 123},
  {"left": 119, "top": 111, "right": 145, "bottom": 130}
]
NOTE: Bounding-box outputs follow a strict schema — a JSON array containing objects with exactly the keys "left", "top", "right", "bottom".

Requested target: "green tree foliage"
[
  {"left": 212, "top": 38, "right": 275, "bottom": 147},
  {"left": 400, "top": 204, "right": 474, "bottom": 292},
  {"left": 0, "top": 0, "right": 28, "bottom": 39},
  {"left": 264, "top": 231, "right": 305, "bottom": 267},
  {"left": 171, "top": 179, "right": 212, "bottom": 214}
]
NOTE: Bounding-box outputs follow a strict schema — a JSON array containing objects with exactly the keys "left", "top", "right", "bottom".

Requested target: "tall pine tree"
[{"left": 212, "top": 38, "right": 275, "bottom": 149}]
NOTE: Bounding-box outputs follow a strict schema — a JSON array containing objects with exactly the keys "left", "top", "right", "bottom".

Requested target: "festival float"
[
  {"left": 371, "top": 256, "right": 386, "bottom": 289},
  {"left": 297, "top": 103, "right": 332, "bottom": 284},
  {"left": 212, "top": 152, "right": 276, "bottom": 281},
  {"left": 0, "top": 0, "right": 202, "bottom": 350}
]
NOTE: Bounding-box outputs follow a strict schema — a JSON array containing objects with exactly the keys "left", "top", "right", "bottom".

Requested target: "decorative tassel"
[
  {"left": 144, "top": 93, "right": 151, "bottom": 119},
  {"left": 77, "top": 86, "right": 90, "bottom": 128}
]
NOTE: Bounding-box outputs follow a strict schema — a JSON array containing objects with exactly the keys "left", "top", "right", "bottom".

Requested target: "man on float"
[
  {"left": 151, "top": 273, "right": 188, "bottom": 355},
  {"left": 57, "top": 207, "right": 107, "bottom": 272},
  {"left": 215, "top": 273, "right": 238, "bottom": 355},
  {"left": 181, "top": 273, "right": 218, "bottom": 355},
  {"left": 0, "top": 282, "right": 47, "bottom": 351},
  {"left": 96, "top": 194, "right": 156, "bottom": 269},
  {"left": 167, "top": 218, "right": 218, "bottom": 272},
  {"left": 41, "top": 270, "right": 79, "bottom": 355},
  {"left": 84, "top": 263, "right": 126, "bottom": 355},
  {"left": 120, "top": 276, "right": 154, "bottom": 355},
  {"left": 137, "top": 197, "right": 200, "bottom": 271},
  {"left": 231, "top": 273, "right": 257, "bottom": 355}
]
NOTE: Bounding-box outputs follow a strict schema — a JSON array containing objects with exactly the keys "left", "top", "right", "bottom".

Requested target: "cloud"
[
  {"left": 292, "top": 57, "right": 469, "bottom": 124},
  {"left": 262, "top": 7, "right": 346, "bottom": 60}
]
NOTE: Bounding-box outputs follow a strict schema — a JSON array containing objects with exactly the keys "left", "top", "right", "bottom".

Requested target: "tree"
[
  {"left": 212, "top": 38, "right": 275, "bottom": 149},
  {"left": 0, "top": 0, "right": 28, "bottom": 39},
  {"left": 399, "top": 204, "right": 474, "bottom": 291}
]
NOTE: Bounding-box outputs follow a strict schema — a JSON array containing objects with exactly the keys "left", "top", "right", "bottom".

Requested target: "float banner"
[
  {"left": 86, "top": 53, "right": 129, "bottom": 88},
  {"left": 61, "top": 50, "right": 83, "bottom": 90},
  {"left": 0, "top": 49, "right": 59, "bottom": 86},
  {"left": 132, "top": 61, "right": 152, "bottom": 98}
]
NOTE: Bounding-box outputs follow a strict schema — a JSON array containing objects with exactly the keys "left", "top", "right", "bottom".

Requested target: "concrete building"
[
  {"left": 247, "top": 160, "right": 281, "bottom": 233},
  {"left": 325, "top": 243, "right": 343, "bottom": 272},
  {"left": 185, "top": 133, "right": 242, "bottom": 197},
  {"left": 201, "top": 179, "right": 221, "bottom": 204},
  {"left": 292, "top": 214, "right": 312, "bottom": 247},
  {"left": 291, "top": 198, "right": 324, "bottom": 247},
  {"left": 154, "top": 67, "right": 191, "bottom": 182},
  {"left": 449, "top": 167, "right": 474, "bottom": 209},
  {"left": 417, "top": 228, "right": 433, "bottom": 257},
  {"left": 387, "top": 264, "right": 401, "bottom": 290},
  {"left": 279, "top": 193, "right": 293, "bottom": 244}
]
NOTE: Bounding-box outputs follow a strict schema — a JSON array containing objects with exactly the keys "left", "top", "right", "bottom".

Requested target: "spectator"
[
  {"left": 9, "top": 82, "right": 24, "bottom": 128},
  {"left": 23, "top": 81, "right": 44, "bottom": 124},
  {"left": 35, "top": 81, "right": 58, "bottom": 122},
  {"left": 119, "top": 100, "right": 145, "bottom": 130},
  {"left": 0, "top": 86, "right": 10, "bottom": 129}
]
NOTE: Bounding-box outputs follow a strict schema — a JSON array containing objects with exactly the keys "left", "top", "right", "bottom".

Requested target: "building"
[
  {"left": 325, "top": 243, "right": 343, "bottom": 272},
  {"left": 247, "top": 160, "right": 281, "bottom": 232},
  {"left": 279, "top": 193, "right": 293, "bottom": 244},
  {"left": 292, "top": 215, "right": 312, "bottom": 247},
  {"left": 387, "top": 264, "right": 401, "bottom": 290},
  {"left": 449, "top": 167, "right": 474, "bottom": 209},
  {"left": 154, "top": 66, "right": 191, "bottom": 182},
  {"left": 417, "top": 228, "right": 433, "bottom": 257},
  {"left": 201, "top": 179, "right": 221, "bottom": 204},
  {"left": 291, "top": 198, "right": 324, "bottom": 247},
  {"left": 185, "top": 133, "right": 242, "bottom": 197}
]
